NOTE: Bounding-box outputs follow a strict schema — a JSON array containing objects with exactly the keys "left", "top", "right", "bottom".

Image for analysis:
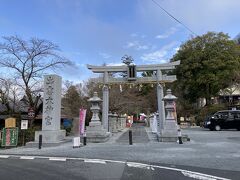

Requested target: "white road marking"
[
  {"left": 100, "top": 159, "right": 126, "bottom": 164},
  {"left": 150, "top": 165, "right": 231, "bottom": 180},
  {"left": 65, "top": 157, "right": 85, "bottom": 161},
  {"left": 84, "top": 159, "right": 106, "bottom": 164},
  {"left": 0, "top": 155, "right": 9, "bottom": 158},
  {"left": 127, "top": 162, "right": 151, "bottom": 170},
  {"left": 49, "top": 157, "right": 66, "bottom": 161},
  {"left": 20, "top": 156, "right": 35, "bottom": 160},
  {"left": 182, "top": 171, "right": 217, "bottom": 180}
]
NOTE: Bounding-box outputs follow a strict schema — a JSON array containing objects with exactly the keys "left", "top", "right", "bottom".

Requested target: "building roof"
[{"left": 219, "top": 85, "right": 240, "bottom": 96}]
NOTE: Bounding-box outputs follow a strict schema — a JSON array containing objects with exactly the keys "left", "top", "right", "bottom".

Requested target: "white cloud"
[
  {"left": 141, "top": 51, "right": 168, "bottom": 63},
  {"left": 99, "top": 52, "right": 111, "bottom": 59},
  {"left": 126, "top": 41, "right": 137, "bottom": 48},
  {"left": 76, "top": 63, "right": 85, "bottom": 67},
  {"left": 137, "top": 45, "right": 148, "bottom": 50},
  {"left": 124, "top": 41, "right": 149, "bottom": 50},
  {"left": 141, "top": 41, "right": 178, "bottom": 63},
  {"left": 130, "top": 33, "right": 138, "bottom": 37},
  {"left": 155, "top": 34, "right": 168, "bottom": 39},
  {"left": 156, "top": 27, "right": 178, "bottom": 39},
  {"left": 130, "top": 33, "right": 146, "bottom": 39}
]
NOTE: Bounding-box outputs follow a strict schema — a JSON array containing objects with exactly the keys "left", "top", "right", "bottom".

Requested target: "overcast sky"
[{"left": 0, "top": 0, "right": 239, "bottom": 83}]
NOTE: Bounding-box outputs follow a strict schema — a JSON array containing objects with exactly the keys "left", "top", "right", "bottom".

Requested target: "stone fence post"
[
  {"left": 114, "top": 112, "right": 121, "bottom": 132},
  {"left": 109, "top": 112, "right": 118, "bottom": 133},
  {"left": 118, "top": 115, "right": 125, "bottom": 131},
  {"left": 120, "top": 115, "right": 127, "bottom": 129},
  {"left": 149, "top": 115, "right": 154, "bottom": 131}
]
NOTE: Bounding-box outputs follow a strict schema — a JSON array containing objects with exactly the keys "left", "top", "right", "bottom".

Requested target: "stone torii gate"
[{"left": 87, "top": 57, "right": 180, "bottom": 137}]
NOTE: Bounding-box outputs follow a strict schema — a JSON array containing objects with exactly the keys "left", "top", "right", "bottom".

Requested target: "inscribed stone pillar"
[
  {"left": 34, "top": 75, "right": 66, "bottom": 143},
  {"left": 42, "top": 75, "right": 61, "bottom": 130}
]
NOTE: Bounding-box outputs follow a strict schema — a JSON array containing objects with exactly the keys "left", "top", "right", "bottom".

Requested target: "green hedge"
[{"left": 18, "top": 126, "right": 41, "bottom": 146}]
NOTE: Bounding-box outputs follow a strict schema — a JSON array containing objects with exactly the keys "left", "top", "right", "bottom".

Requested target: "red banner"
[{"left": 79, "top": 109, "right": 87, "bottom": 136}]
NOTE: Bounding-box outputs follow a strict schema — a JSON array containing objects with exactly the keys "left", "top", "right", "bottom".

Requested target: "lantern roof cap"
[
  {"left": 88, "top": 92, "right": 102, "bottom": 102},
  {"left": 163, "top": 89, "right": 177, "bottom": 100}
]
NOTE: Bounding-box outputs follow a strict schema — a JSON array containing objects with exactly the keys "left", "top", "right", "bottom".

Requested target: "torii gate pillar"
[
  {"left": 102, "top": 85, "right": 109, "bottom": 131},
  {"left": 102, "top": 71, "right": 109, "bottom": 131}
]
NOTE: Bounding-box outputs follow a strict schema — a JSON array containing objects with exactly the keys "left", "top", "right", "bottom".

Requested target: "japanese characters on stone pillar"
[
  {"left": 42, "top": 75, "right": 61, "bottom": 131},
  {"left": 32, "top": 74, "right": 66, "bottom": 145}
]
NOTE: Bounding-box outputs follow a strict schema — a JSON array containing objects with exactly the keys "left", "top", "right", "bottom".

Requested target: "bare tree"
[
  {"left": 0, "top": 78, "right": 13, "bottom": 113},
  {"left": 0, "top": 35, "right": 72, "bottom": 122},
  {"left": 0, "top": 78, "right": 22, "bottom": 114}
]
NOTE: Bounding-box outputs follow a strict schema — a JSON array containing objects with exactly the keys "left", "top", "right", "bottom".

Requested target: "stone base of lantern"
[
  {"left": 86, "top": 121, "right": 111, "bottom": 143},
  {"left": 158, "top": 119, "right": 179, "bottom": 142},
  {"left": 157, "top": 134, "right": 189, "bottom": 142},
  {"left": 157, "top": 120, "right": 189, "bottom": 142}
]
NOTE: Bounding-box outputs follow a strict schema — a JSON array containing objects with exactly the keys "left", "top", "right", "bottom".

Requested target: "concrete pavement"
[{"left": 116, "top": 123, "right": 150, "bottom": 143}]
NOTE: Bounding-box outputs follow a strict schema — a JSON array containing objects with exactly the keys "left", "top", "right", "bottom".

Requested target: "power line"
[{"left": 151, "top": 0, "right": 198, "bottom": 36}]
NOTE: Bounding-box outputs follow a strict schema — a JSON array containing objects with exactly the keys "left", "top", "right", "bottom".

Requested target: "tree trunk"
[
  {"left": 205, "top": 98, "right": 211, "bottom": 106},
  {"left": 205, "top": 83, "right": 211, "bottom": 106}
]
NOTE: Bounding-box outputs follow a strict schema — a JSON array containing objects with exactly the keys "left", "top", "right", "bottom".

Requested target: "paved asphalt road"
[
  {"left": 0, "top": 157, "right": 237, "bottom": 180},
  {"left": 1, "top": 124, "right": 240, "bottom": 179}
]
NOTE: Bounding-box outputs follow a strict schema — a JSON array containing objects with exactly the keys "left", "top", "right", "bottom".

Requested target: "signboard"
[
  {"left": 28, "top": 107, "right": 35, "bottom": 118},
  {"left": 79, "top": 109, "right": 87, "bottom": 135},
  {"left": 5, "top": 118, "right": 16, "bottom": 128},
  {"left": 1, "top": 128, "right": 18, "bottom": 147},
  {"left": 73, "top": 137, "right": 81, "bottom": 148},
  {"left": 21, "top": 120, "right": 28, "bottom": 130}
]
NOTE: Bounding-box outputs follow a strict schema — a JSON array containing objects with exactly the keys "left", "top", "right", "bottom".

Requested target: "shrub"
[{"left": 18, "top": 126, "right": 41, "bottom": 146}]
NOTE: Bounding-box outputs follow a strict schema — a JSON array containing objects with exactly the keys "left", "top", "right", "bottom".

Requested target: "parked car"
[{"left": 204, "top": 110, "right": 240, "bottom": 131}]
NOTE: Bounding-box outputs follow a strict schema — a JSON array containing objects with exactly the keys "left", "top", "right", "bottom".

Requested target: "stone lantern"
[
  {"left": 159, "top": 89, "right": 178, "bottom": 142},
  {"left": 163, "top": 89, "right": 177, "bottom": 121},
  {"left": 86, "top": 92, "right": 110, "bottom": 142},
  {"left": 88, "top": 92, "right": 102, "bottom": 126}
]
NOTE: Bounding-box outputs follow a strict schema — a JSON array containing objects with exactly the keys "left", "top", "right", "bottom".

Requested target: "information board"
[
  {"left": 21, "top": 120, "right": 28, "bottom": 130},
  {"left": 1, "top": 128, "right": 18, "bottom": 147},
  {"left": 5, "top": 118, "right": 16, "bottom": 128}
]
